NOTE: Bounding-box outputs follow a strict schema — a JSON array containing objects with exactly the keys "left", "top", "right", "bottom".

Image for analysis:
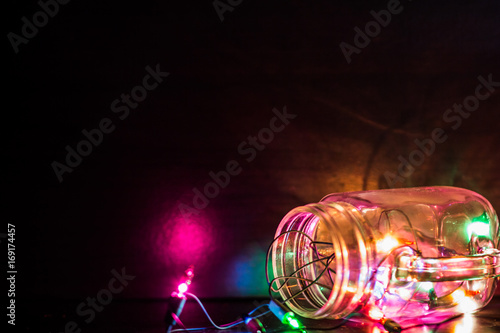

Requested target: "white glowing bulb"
[
  {"left": 457, "top": 297, "right": 478, "bottom": 313},
  {"left": 467, "top": 222, "right": 490, "bottom": 240},
  {"left": 469, "top": 280, "right": 485, "bottom": 292},
  {"left": 419, "top": 282, "right": 434, "bottom": 292},
  {"left": 397, "top": 287, "right": 413, "bottom": 300},
  {"left": 346, "top": 286, "right": 358, "bottom": 293},
  {"left": 368, "top": 306, "right": 384, "bottom": 321},
  {"left": 178, "top": 282, "right": 188, "bottom": 294},
  {"left": 376, "top": 235, "right": 399, "bottom": 253},
  {"left": 451, "top": 289, "right": 478, "bottom": 313},
  {"left": 451, "top": 289, "right": 465, "bottom": 302}
]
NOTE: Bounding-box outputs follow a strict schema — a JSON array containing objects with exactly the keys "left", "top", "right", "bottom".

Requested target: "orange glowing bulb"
[{"left": 376, "top": 235, "right": 399, "bottom": 253}]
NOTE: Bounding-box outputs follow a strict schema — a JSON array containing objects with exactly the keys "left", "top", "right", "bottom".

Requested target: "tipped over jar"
[{"left": 271, "top": 186, "right": 499, "bottom": 327}]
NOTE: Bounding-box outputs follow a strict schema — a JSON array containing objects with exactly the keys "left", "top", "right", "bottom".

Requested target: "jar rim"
[{"left": 272, "top": 201, "right": 375, "bottom": 319}]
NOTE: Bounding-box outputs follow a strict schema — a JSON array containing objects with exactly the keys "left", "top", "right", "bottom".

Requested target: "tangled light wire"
[{"left": 169, "top": 292, "right": 270, "bottom": 333}]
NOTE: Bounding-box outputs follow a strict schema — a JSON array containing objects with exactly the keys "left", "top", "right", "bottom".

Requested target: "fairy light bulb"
[
  {"left": 269, "top": 300, "right": 303, "bottom": 330},
  {"left": 166, "top": 266, "right": 195, "bottom": 333},
  {"left": 467, "top": 221, "right": 490, "bottom": 240},
  {"left": 172, "top": 266, "right": 194, "bottom": 298},
  {"left": 177, "top": 282, "right": 188, "bottom": 296},
  {"left": 270, "top": 186, "right": 500, "bottom": 329},
  {"left": 368, "top": 306, "right": 384, "bottom": 321},
  {"left": 451, "top": 289, "right": 478, "bottom": 313},
  {"left": 451, "top": 289, "right": 466, "bottom": 303},
  {"left": 283, "top": 313, "right": 301, "bottom": 329},
  {"left": 376, "top": 235, "right": 399, "bottom": 253}
]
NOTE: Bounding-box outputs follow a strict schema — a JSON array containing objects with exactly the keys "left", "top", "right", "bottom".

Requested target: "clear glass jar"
[{"left": 271, "top": 186, "right": 500, "bottom": 327}]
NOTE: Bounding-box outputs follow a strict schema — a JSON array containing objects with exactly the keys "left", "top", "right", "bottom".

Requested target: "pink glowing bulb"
[{"left": 178, "top": 282, "right": 188, "bottom": 295}]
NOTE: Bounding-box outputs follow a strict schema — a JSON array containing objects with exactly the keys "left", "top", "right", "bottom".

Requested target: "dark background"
[{"left": 5, "top": 0, "right": 500, "bottom": 331}]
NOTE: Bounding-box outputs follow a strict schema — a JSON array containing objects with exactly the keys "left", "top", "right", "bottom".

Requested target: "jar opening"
[{"left": 272, "top": 202, "right": 374, "bottom": 319}]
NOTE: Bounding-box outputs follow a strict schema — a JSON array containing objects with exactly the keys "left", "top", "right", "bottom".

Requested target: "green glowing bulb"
[
  {"left": 472, "top": 212, "right": 490, "bottom": 223},
  {"left": 288, "top": 318, "right": 300, "bottom": 329},
  {"left": 467, "top": 221, "right": 490, "bottom": 240},
  {"left": 283, "top": 312, "right": 301, "bottom": 329},
  {"left": 466, "top": 212, "right": 490, "bottom": 240}
]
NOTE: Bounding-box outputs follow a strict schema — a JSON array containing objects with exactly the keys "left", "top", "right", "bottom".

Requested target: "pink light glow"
[
  {"left": 178, "top": 282, "right": 188, "bottom": 294},
  {"left": 154, "top": 209, "right": 215, "bottom": 267},
  {"left": 153, "top": 207, "right": 215, "bottom": 297}
]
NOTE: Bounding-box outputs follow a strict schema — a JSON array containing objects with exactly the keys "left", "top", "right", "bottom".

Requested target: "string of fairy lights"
[
  {"left": 164, "top": 216, "right": 494, "bottom": 333},
  {"left": 164, "top": 232, "right": 346, "bottom": 333}
]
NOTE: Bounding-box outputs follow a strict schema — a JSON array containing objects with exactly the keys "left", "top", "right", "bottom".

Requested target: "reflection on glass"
[{"left": 453, "top": 313, "right": 474, "bottom": 333}]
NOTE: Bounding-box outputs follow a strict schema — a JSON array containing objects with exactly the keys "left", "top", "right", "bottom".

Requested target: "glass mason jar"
[{"left": 271, "top": 186, "right": 500, "bottom": 327}]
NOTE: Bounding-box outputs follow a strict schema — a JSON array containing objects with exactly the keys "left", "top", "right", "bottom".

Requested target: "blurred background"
[{"left": 5, "top": 0, "right": 500, "bottom": 331}]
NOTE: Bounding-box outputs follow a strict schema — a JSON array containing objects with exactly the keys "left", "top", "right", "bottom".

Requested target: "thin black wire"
[
  {"left": 265, "top": 229, "right": 335, "bottom": 285},
  {"left": 310, "top": 240, "right": 336, "bottom": 285},
  {"left": 168, "top": 303, "right": 271, "bottom": 333},
  {"left": 266, "top": 229, "right": 336, "bottom": 302},
  {"left": 269, "top": 256, "right": 335, "bottom": 293},
  {"left": 265, "top": 230, "right": 318, "bottom": 287},
  {"left": 376, "top": 209, "right": 421, "bottom": 253},
  {"left": 280, "top": 254, "right": 336, "bottom": 304},
  {"left": 312, "top": 241, "right": 335, "bottom": 246}
]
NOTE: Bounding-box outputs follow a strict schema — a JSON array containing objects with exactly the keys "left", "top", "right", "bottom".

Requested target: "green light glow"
[
  {"left": 283, "top": 312, "right": 301, "bottom": 329},
  {"left": 288, "top": 318, "right": 300, "bottom": 329},
  {"left": 466, "top": 212, "right": 490, "bottom": 240},
  {"left": 472, "top": 212, "right": 489, "bottom": 223},
  {"left": 467, "top": 222, "right": 490, "bottom": 240}
]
